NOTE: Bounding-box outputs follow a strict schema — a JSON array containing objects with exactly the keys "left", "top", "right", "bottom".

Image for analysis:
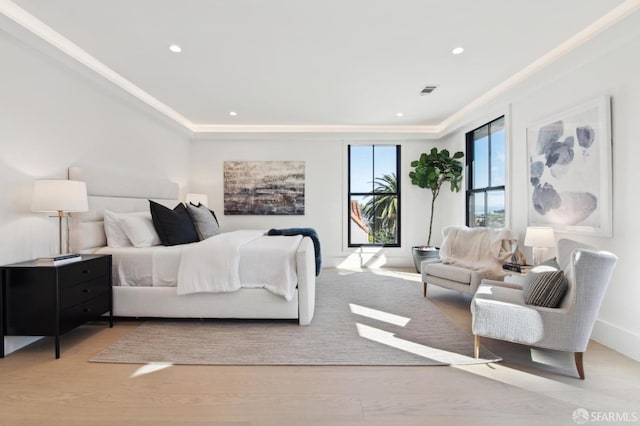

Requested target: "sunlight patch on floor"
[
  {"left": 130, "top": 362, "right": 173, "bottom": 378},
  {"left": 349, "top": 303, "right": 410, "bottom": 327},
  {"left": 337, "top": 247, "right": 385, "bottom": 269},
  {"left": 333, "top": 265, "right": 423, "bottom": 284},
  {"left": 371, "top": 268, "right": 422, "bottom": 283},
  {"left": 356, "top": 323, "right": 482, "bottom": 364},
  {"left": 450, "top": 362, "right": 633, "bottom": 409}
]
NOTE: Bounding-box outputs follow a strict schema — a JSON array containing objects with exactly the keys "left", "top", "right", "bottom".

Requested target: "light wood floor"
[{"left": 1, "top": 268, "right": 639, "bottom": 425}]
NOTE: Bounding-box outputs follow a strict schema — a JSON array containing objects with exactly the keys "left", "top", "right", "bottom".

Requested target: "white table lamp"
[
  {"left": 524, "top": 226, "right": 556, "bottom": 265},
  {"left": 32, "top": 180, "right": 88, "bottom": 254},
  {"left": 186, "top": 193, "right": 208, "bottom": 206}
]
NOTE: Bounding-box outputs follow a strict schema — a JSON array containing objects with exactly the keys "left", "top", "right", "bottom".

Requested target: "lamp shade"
[
  {"left": 186, "top": 193, "right": 208, "bottom": 206},
  {"left": 524, "top": 226, "right": 556, "bottom": 248},
  {"left": 31, "top": 180, "right": 89, "bottom": 213}
]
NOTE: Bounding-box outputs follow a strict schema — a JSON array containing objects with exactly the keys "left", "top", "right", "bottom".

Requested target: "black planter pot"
[{"left": 412, "top": 246, "right": 440, "bottom": 273}]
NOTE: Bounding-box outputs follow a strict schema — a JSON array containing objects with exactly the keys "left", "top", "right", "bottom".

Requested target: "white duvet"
[
  {"left": 177, "top": 230, "right": 264, "bottom": 295},
  {"left": 97, "top": 230, "right": 303, "bottom": 301}
]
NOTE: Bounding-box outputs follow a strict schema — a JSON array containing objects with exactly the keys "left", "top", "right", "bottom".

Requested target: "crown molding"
[
  {"left": 2, "top": 0, "right": 639, "bottom": 136},
  {"left": 188, "top": 123, "right": 443, "bottom": 134},
  {"left": 0, "top": 0, "right": 194, "bottom": 131},
  {"left": 438, "top": 0, "right": 640, "bottom": 132}
]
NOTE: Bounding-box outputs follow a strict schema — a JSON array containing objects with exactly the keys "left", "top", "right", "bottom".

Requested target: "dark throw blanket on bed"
[{"left": 267, "top": 228, "right": 322, "bottom": 276}]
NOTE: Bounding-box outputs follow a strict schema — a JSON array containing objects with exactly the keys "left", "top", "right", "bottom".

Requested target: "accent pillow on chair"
[
  {"left": 521, "top": 257, "right": 561, "bottom": 293},
  {"left": 523, "top": 270, "right": 568, "bottom": 308}
]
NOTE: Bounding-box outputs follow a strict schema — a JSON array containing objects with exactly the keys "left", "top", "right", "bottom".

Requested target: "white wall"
[
  {"left": 189, "top": 137, "right": 442, "bottom": 268},
  {"left": 438, "top": 11, "right": 640, "bottom": 361},
  {"left": 189, "top": 137, "right": 344, "bottom": 267},
  {"left": 0, "top": 30, "right": 191, "bottom": 354}
]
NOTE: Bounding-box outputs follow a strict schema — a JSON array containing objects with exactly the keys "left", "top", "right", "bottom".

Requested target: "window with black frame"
[
  {"left": 466, "top": 116, "right": 506, "bottom": 228},
  {"left": 348, "top": 144, "right": 400, "bottom": 247}
]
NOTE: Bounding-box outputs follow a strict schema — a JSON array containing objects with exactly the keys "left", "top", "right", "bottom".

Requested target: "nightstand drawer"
[
  {"left": 60, "top": 277, "right": 110, "bottom": 309},
  {"left": 58, "top": 256, "right": 109, "bottom": 288},
  {"left": 60, "top": 296, "right": 110, "bottom": 333}
]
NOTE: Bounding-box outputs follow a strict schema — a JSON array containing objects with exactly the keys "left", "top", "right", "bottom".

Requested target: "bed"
[{"left": 68, "top": 167, "right": 316, "bottom": 325}]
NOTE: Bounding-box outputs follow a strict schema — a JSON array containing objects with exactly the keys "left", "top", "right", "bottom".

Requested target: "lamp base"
[
  {"left": 532, "top": 247, "right": 548, "bottom": 266},
  {"left": 51, "top": 211, "right": 68, "bottom": 255}
]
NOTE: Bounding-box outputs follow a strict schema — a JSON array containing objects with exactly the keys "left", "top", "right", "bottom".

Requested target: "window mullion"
[{"left": 487, "top": 124, "right": 492, "bottom": 188}]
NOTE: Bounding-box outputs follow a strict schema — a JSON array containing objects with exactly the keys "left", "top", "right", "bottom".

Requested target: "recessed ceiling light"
[
  {"left": 229, "top": 111, "right": 237, "bottom": 116},
  {"left": 169, "top": 44, "right": 182, "bottom": 53},
  {"left": 452, "top": 46, "right": 464, "bottom": 55},
  {"left": 396, "top": 112, "right": 404, "bottom": 117}
]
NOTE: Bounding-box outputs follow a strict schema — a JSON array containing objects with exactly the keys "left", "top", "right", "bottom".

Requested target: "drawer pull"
[
  {"left": 82, "top": 288, "right": 91, "bottom": 294},
  {"left": 82, "top": 269, "right": 91, "bottom": 274},
  {"left": 83, "top": 307, "right": 91, "bottom": 313}
]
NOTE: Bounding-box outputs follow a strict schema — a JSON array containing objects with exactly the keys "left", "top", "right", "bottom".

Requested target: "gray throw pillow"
[
  {"left": 187, "top": 202, "right": 221, "bottom": 240},
  {"left": 522, "top": 258, "right": 560, "bottom": 293},
  {"left": 524, "top": 270, "right": 568, "bottom": 308}
]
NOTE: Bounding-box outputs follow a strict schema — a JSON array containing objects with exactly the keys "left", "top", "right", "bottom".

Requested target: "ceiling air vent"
[{"left": 420, "top": 85, "right": 438, "bottom": 95}]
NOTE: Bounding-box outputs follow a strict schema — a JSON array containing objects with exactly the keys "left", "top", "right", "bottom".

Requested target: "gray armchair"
[
  {"left": 470, "top": 239, "right": 618, "bottom": 379},
  {"left": 421, "top": 225, "right": 517, "bottom": 297}
]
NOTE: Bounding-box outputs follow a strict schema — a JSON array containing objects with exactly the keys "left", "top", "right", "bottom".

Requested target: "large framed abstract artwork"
[
  {"left": 526, "top": 96, "right": 612, "bottom": 236},
  {"left": 224, "top": 161, "right": 305, "bottom": 215}
]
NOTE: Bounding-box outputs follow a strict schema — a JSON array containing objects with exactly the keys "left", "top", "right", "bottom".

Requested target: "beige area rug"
[{"left": 91, "top": 269, "right": 500, "bottom": 366}]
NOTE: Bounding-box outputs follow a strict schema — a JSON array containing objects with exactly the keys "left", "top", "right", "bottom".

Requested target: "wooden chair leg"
[
  {"left": 474, "top": 335, "right": 480, "bottom": 359},
  {"left": 575, "top": 352, "right": 585, "bottom": 380},
  {"left": 423, "top": 282, "right": 427, "bottom": 298}
]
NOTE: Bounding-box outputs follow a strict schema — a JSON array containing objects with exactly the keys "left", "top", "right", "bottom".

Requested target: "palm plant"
[{"left": 362, "top": 173, "right": 398, "bottom": 243}]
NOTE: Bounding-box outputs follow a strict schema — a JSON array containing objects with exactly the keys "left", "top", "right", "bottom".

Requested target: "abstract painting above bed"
[{"left": 223, "top": 161, "right": 305, "bottom": 215}]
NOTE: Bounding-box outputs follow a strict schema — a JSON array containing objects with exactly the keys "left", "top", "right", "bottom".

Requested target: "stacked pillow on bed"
[
  {"left": 103, "top": 201, "right": 221, "bottom": 248},
  {"left": 149, "top": 200, "right": 221, "bottom": 246}
]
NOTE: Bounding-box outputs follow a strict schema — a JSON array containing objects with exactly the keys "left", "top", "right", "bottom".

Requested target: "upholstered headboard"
[{"left": 68, "top": 166, "right": 180, "bottom": 253}]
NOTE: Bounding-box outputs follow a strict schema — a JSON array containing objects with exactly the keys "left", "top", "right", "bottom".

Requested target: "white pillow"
[
  {"left": 119, "top": 213, "right": 161, "bottom": 247},
  {"left": 103, "top": 209, "right": 132, "bottom": 247}
]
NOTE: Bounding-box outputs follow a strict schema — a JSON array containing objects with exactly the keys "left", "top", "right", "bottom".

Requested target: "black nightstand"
[{"left": 0, "top": 254, "right": 113, "bottom": 359}]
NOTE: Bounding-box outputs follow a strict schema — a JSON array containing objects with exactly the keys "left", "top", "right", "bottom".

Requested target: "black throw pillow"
[{"left": 149, "top": 200, "right": 199, "bottom": 246}]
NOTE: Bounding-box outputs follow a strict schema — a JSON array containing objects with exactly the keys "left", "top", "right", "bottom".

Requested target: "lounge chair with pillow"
[
  {"left": 470, "top": 239, "right": 618, "bottom": 379},
  {"left": 421, "top": 225, "right": 518, "bottom": 297}
]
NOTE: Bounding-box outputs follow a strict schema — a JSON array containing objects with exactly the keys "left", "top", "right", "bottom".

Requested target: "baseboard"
[
  {"left": 591, "top": 319, "right": 640, "bottom": 362},
  {"left": 3, "top": 336, "right": 41, "bottom": 356}
]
